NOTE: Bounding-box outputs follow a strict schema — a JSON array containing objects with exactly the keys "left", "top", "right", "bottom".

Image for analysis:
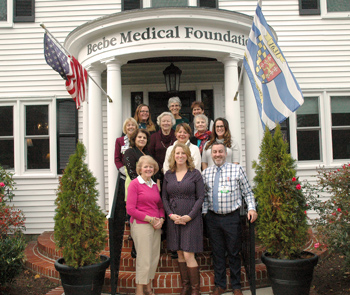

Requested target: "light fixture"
[{"left": 163, "top": 63, "right": 182, "bottom": 94}]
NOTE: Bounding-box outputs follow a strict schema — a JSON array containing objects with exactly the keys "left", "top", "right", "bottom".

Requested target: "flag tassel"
[{"left": 40, "top": 23, "right": 113, "bottom": 104}]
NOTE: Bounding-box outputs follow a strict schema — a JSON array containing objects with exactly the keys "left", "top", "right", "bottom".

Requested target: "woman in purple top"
[
  {"left": 149, "top": 112, "right": 176, "bottom": 190},
  {"left": 126, "top": 156, "right": 165, "bottom": 295},
  {"left": 162, "top": 143, "right": 205, "bottom": 295}
]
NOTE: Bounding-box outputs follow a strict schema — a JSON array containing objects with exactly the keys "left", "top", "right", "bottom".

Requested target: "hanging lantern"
[{"left": 163, "top": 63, "right": 182, "bottom": 94}]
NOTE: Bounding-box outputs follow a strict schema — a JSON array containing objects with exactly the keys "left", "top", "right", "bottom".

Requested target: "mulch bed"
[{"left": 312, "top": 253, "right": 350, "bottom": 295}]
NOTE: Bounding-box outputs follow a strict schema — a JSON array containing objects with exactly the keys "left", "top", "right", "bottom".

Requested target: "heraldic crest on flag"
[
  {"left": 243, "top": 0, "right": 304, "bottom": 130},
  {"left": 44, "top": 32, "right": 87, "bottom": 109}
]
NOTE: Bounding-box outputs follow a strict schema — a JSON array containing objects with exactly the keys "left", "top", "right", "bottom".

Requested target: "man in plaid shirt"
[{"left": 202, "top": 143, "right": 258, "bottom": 295}]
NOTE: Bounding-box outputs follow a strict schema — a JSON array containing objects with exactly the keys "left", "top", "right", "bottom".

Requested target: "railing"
[
  {"left": 240, "top": 204, "right": 256, "bottom": 295},
  {"left": 108, "top": 174, "right": 125, "bottom": 295}
]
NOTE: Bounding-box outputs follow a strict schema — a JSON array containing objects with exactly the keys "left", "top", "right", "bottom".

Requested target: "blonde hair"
[
  {"left": 168, "top": 143, "right": 195, "bottom": 172},
  {"left": 136, "top": 155, "right": 159, "bottom": 175},
  {"left": 122, "top": 117, "right": 138, "bottom": 135}
]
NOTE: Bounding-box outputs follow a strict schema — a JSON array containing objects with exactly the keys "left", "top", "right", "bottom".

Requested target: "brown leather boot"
[
  {"left": 187, "top": 266, "right": 200, "bottom": 295},
  {"left": 178, "top": 262, "right": 191, "bottom": 295}
]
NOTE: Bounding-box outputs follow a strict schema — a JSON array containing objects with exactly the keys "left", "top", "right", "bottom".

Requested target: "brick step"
[
  {"left": 26, "top": 243, "right": 269, "bottom": 295},
  {"left": 37, "top": 231, "right": 264, "bottom": 267}
]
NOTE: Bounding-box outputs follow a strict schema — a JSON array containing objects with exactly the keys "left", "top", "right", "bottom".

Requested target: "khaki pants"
[{"left": 131, "top": 220, "right": 161, "bottom": 284}]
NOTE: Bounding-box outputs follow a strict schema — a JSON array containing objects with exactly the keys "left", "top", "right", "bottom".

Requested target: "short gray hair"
[
  {"left": 157, "top": 112, "right": 176, "bottom": 126},
  {"left": 194, "top": 114, "right": 208, "bottom": 127},
  {"left": 168, "top": 96, "right": 182, "bottom": 108}
]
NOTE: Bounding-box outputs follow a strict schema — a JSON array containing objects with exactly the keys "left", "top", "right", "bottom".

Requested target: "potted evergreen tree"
[
  {"left": 252, "top": 124, "right": 318, "bottom": 295},
  {"left": 54, "top": 141, "right": 110, "bottom": 295}
]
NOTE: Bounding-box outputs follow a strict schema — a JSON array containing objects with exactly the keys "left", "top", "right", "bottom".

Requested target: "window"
[
  {"left": 13, "top": 0, "right": 35, "bottom": 22},
  {"left": 122, "top": 0, "right": 217, "bottom": 10},
  {"left": 0, "top": 0, "right": 34, "bottom": 26},
  {"left": 0, "top": 0, "right": 13, "bottom": 27},
  {"left": 152, "top": 0, "right": 187, "bottom": 7},
  {"left": 326, "top": 0, "right": 350, "bottom": 12},
  {"left": 0, "top": 106, "right": 14, "bottom": 169},
  {"left": 25, "top": 105, "right": 50, "bottom": 170},
  {"left": 198, "top": 0, "right": 217, "bottom": 8},
  {"left": 331, "top": 96, "right": 350, "bottom": 160},
  {"left": 57, "top": 100, "right": 78, "bottom": 174},
  {"left": 122, "top": 0, "right": 141, "bottom": 11},
  {"left": 296, "top": 97, "right": 321, "bottom": 161},
  {"left": 299, "top": 0, "right": 320, "bottom": 15}
]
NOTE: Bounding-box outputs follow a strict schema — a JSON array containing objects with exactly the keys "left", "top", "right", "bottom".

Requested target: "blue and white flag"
[{"left": 243, "top": 0, "right": 304, "bottom": 130}]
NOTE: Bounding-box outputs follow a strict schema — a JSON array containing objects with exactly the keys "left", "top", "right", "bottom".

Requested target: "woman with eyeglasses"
[
  {"left": 168, "top": 97, "right": 189, "bottom": 130},
  {"left": 201, "top": 118, "right": 240, "bottom": 170},
  {"left": 134, "top": 104, "right": 156, "bottom": 134}
]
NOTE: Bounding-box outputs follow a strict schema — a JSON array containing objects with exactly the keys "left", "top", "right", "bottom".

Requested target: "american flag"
[{"left": 44, "top": 32, "right": 88, "bottom": 109}]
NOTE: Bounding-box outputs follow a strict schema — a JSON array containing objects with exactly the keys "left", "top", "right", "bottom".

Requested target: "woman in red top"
[{"left": 126, "top": 156, "right": 165, "bottom": 295}]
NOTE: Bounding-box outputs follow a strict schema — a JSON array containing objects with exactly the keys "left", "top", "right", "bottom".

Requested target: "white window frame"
[
  {"left": 291, "top": 91, "right": 350, "bottom": 169},
  {"left": 328, "top": 93, "right": 350, "bottom": 163},
  {"left": 0, "top": 0, "right": 13, "bottom": 28},
  {"left": 321, "top": 0, "right": 350, "bottom": 19},
  {"left": 19, "top": 100, "right": 57, "bottom": 176}
]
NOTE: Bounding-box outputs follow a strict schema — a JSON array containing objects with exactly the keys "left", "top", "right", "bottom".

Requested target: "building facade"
[{"left": 1, "top": 0, "right": 349, "bottom": 234}]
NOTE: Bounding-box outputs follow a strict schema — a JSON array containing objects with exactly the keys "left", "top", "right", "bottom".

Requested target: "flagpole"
[
  {"left": 40, "top": 23, "right": 113, "bottom": 103},
  {"left": 233, "top": 65, "right": 245, "bottom": 101}
]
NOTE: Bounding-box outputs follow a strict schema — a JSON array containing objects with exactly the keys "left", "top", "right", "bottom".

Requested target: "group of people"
[{"left": 114, "top": 97, "right": 258, "bottom": 295}]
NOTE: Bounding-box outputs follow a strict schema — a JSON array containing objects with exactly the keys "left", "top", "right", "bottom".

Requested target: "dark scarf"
[
  {"left": 159, "top": 129, "right": 175, "bottom": 149},
  {"left": 195, "top": 130, "right": 211, "bottom": 154}
]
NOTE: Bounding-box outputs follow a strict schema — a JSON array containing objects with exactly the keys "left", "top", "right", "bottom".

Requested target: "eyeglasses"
[
  {"left": 140, "top": 110, "right": 149, "bottom": 113},
  {"left": 216, "top": 125, "right": 225, "bottom": 129}
]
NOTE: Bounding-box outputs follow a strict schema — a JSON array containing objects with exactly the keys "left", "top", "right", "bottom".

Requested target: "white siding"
[
  {"left": 0, "top": 1, "right": 123, "bottom": 234},
  {"left": 1, "top": 0, "right": 349, "bottom": 233}
]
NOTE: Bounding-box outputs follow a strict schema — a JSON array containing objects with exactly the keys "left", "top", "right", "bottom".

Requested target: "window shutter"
[
  {"left": 299, "top": 0, "right": 320, "bottom": 15},
  {"left": 13, "top": 0, "right": 35, "bottom": 22},
  {"left": 57, "top": 99, "right": 78, "bottom": 174}
]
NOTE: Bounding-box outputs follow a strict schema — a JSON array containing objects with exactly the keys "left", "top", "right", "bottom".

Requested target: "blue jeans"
[{"left": 204, "top": 210, "right": 242, "bottom": 290}]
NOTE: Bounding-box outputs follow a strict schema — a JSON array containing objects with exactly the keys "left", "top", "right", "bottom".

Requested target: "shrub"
[
  {"left": 0, "top": 233, "right": 26, "bottom": 285},
  {"left": 54, "top": 142, "right": 107, "bottom": 268},
  {"left": 0, "top": 165, "right": 26, "bottom": 285},
  {"left": 304, "top": 163, "right": 350, "bottom": 269},
  {"left": 252, "top": 124, "right": 308, "bottom": 259}
]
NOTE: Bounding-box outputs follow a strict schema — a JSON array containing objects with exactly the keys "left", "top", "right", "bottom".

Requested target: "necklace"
[{"left": 161, "top": 139, "right": 173, "bottom": 149}]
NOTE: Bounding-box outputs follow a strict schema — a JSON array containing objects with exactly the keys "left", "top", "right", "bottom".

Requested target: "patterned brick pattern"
[{"left": 24, "top": 223, "right": 275, "bottom": 295}]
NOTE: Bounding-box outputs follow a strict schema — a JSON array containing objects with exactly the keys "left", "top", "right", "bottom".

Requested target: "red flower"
[
  {"left": 292, "top": 177, "right": 296, "bottom": 182},
  {"left": 296, "top": 184, "right": 301, "bottom": 190},
  {"left": 0, "top": 182, "right": 5, "bottom": 187},
  {"left": 337, "top": 208, "right": 342, "bottom": 212},
  {"left": 314, "top": 243, "right": 320, "bottom": 249},
  {"left": 332, "top": 212, "right": 336, "bottom": 216}
]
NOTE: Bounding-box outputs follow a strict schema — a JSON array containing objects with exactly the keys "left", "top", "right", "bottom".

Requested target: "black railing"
[
  {"left": 240, "top": 205, "right": 256, "bottom": 295},
  {"left": 109, "top": 174, "right": 126, "bottom": 295}
]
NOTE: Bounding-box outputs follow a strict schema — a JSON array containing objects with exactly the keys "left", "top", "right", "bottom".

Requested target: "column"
[
  {"left": 102, "top": 58, "right": 124, "bottom": 214},
  {"left": 243, "top": 68, "right": 264, "bottom": 182},
  {"left": 223, "top": 54, "right": 242, "bottom": 159},
  {"left": 87, "top": 65, "right": 105, "bottom": 210},
  {"left": 82, "top": 100, "right": 89, "bottom": 162}
]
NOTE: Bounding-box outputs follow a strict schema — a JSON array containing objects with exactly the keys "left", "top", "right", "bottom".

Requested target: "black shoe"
[{"left": 170, "top": 251, "right": 178, "bottom": 259}]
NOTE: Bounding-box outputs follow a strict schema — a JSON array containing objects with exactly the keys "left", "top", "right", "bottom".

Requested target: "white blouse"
[{"left": 163, "top": 140, "right": 201, "bottom": 172}]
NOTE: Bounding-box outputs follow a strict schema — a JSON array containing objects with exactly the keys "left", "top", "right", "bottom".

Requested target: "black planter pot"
[
  {"left": 54, "top": 255, "right": 110, "bottom": 295},
  {"left": 261, "top": 251, "right": 318, "bottom": 295}
]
